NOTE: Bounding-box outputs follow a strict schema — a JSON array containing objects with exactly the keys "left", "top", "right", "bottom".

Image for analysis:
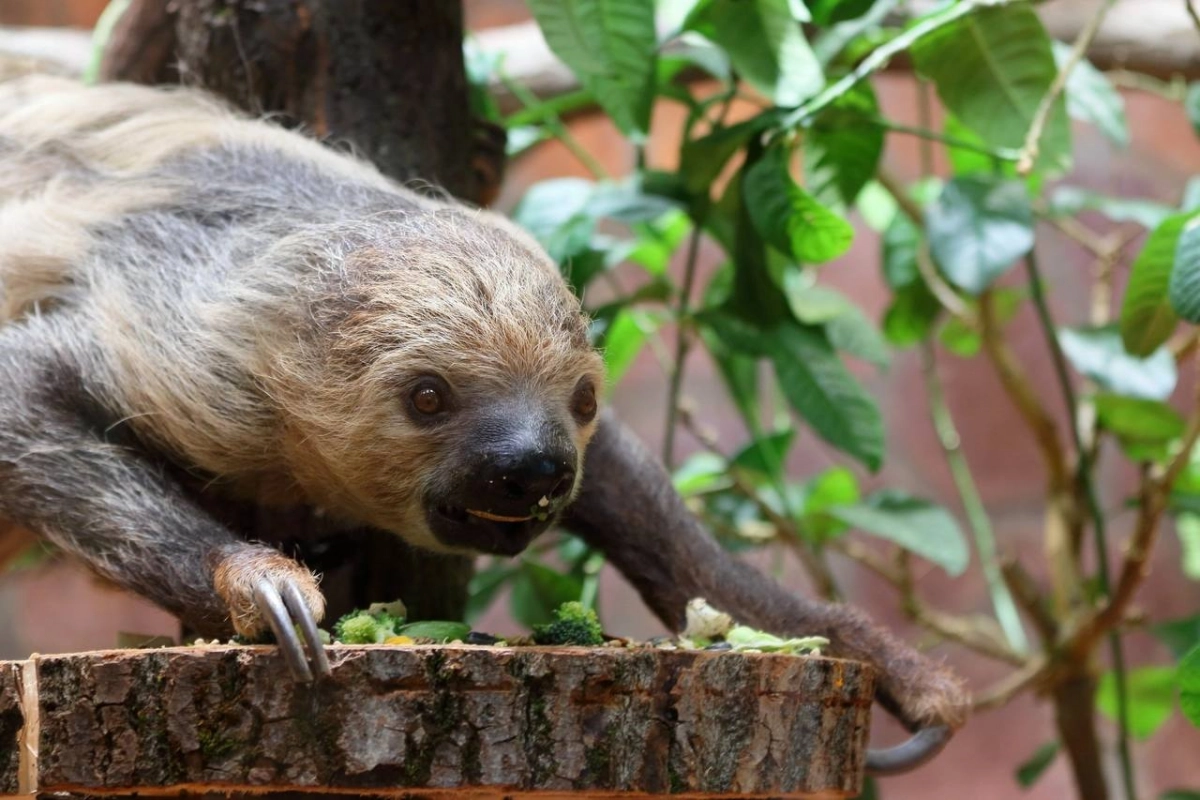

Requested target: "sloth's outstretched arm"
[
  {"left": 0, "top": 323, "right": 328, "bottom": 680},
  {"left": 564, "top": 410, "right": 970, "bottom": 774}
]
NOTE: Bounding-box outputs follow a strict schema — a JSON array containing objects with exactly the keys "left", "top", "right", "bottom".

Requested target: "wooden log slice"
[
  {"left": 0, "top": 662, "right": 23, "bottom": 796},
  {"left": 4, "top": 644, "right": 874, "bottom": 798}
]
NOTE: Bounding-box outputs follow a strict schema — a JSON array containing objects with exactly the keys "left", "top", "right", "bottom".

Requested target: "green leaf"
[
  {"left": 942, "top": 113, "right": 1015, "bottom": 178},
  {"left": 687, "top": 0, "right": 823, "bottom": 107},
  {"left": 465, "top": 562, "right": 517, "bottom": 624},
  {"left": 804, "top": 83, "right": 884, "bottom": 208},
  {"left": 527, "top": 0, "right": 658, "bottom": 137},
  {"left": 1170, "top": 215, "right": 1200, "bottom": 323},
  {"left": 1184, "top": 177, "right": 1200, "bottom": 212},
  {"left": 510, "top": 560, "right": 584, "bottom": 628},
  {"left": 1121, "top": 213, "right": 1198, "bottom": 355},
  {"left": 1153, "top": 615, "right": 1200, "bottom": 660},
  {"left": 1161, "top": 791, "right": 1200, "bottom": 800},
  {"left": 1096, "top": 667, "right": 1178, "bottom": 740},
  {"left": 744, "top": 146, "right": 855, "bottom": 264},
  {"left": 856, "top": 180, "right": 898, "bottom": 232},
  {"left": 1181, "top": 645, "right": 1200, "bottom": 728},
  {"left": 939, "top": 288, "right": 1024, "bottom": 358},
  {"left": 882, "top": 214, "right": 920, "bottom": 289},
  {"left": 911, "top": 5, "right": 1070, "bottom": 173},
  {"left": 1015, "top": 741, "right": 1059, "bottom": 789},
  {"left": 1053, "top": 41, "right": 1129, "bottom": 148},
  {"left": 827, "top": 305, "right": 890, "bottom": 368},
  {"left": 1048, "top": 186, "right": 1174, "bottom": 230},
  {"left": 798, "top": 467, "right": 860, "bottom": 542},
  {"left": 807, "top": 0, "right": 876, "bottom": 25},
  {"left": 1057, "top": 326, "right": 1178, "bottom": 401},
  {"left": 829, "top": 491, "right": 969, "bottom": 575},
  {"left": 680, "top": 111, "right": 780, "bottom": 197},
  {"left": 727, "top": 161, "right": 792, "bottom": 323},
  {"left": 1176, "top": 514, "right": 1200, "bottom": 581},
  {"left": 785, "top": 276, "right": 853, "bottom": 323},
  {"left": 768, "top": 322, "right": 884, "bottom": 469},
  {"left": 600, "top": 310, "right": 653, "bottom": 386},
  {"left": 1094, "top": 394, "right": 1186, "bottom": 444},
  {"left": 883, "top": 283, "right": 941, "bottom": 347},
  {"left": 732, "top": 428, "right": 795, "bottom": 481},
  {"left": 925, "top": 176, "right": 1034, "bottom": 295},
  {"left": 673, "top": 452, "right": 731, "bottom": 496}
]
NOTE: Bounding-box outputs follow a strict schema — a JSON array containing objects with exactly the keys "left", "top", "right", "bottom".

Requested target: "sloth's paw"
[{"left": 212, "top": 544, "right": 330, "bottom": 681}]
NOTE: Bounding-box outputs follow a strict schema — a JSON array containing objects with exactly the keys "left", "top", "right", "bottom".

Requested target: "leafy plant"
[{"left": 463, "top": 1, "right": 1200, "bottom": 798}]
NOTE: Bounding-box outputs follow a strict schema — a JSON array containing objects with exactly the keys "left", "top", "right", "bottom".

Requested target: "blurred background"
[{"left": 1, "top": 1, "right": 1198, "bottom": 798}]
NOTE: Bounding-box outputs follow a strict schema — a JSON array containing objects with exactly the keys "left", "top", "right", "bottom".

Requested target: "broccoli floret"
[
  {"left": 532, "top": 601, "right": 604, "bottom": 646},
  {"left": 332, "top": 607, "right": 405, "bottom": 644}
]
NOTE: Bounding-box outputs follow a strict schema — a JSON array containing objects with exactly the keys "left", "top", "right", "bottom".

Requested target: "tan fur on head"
[{"left": 269, "top": 211, "right": 607, "bottom": 548}]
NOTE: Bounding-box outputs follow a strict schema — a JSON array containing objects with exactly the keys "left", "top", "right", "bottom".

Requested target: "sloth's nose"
[{"left": 477, "top": 451, "right": 576, "bottom": 516}]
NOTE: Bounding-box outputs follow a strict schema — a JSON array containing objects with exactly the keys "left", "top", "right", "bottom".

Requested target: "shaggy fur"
[
  {"left": 0, "top": 76, "right": 968, "bottom": 749},
  {"left": 0, "top": 75, "right": 604, "bottom": 635}
]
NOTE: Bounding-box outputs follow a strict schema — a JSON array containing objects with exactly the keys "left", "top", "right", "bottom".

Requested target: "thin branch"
[
  {"left": 978, "top": 290, "right": 1073, "bottom": 494},
  {"left": 497, "top": 70, "right": 610, "bottom": 179},
  {"left": 830, "top": 539, "right": 1027, "bottom": 666},
  {"left": 1000, "top": 557, "right": 1059, "bottom": 644},
  {"left": 875, "top": 167, "right": 975, "bottom": 321},
  {"left": 677, "top": 407, "right": 843, "bottom": 601},
  {"left": 1023, "top": 250, "right": 1137, "bottom": 800},
  {"left": 1188, "top": 0, "right": 1200, "bottom": 37},
  {"left": 1073, "top": 371, "right": 1200, "bottom": 655},
  {"left": 922, "top": 343, "right": 1030, "bottom": 652},
  {"left": 662, "top": 224, "right": 704, "bottom": 469},
  {"left": 1173, "top": 329, "right": 1200, "bottom": 364},
  {"left": 1016, "top": 0, "right": 1118, "bottom": 175},
  {"left": 835, "top": 114, "right": 1020, "bottom": 161},
  {"left": 972, "top": 656, "right": 1050, "bottom": 712},
  {"left": 729, "top": 470, "right": 842, "bottom": 601}
]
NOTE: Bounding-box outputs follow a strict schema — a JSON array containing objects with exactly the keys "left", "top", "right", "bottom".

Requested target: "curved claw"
[
  {"left": 253, "top": 579, "right": 315, "bottom": 683},
  {"left": 281, "top": 580, "right": 331, "bottom": 678},
  {"left": 865, "top": 724, "right": 953, "bottom": 777}
]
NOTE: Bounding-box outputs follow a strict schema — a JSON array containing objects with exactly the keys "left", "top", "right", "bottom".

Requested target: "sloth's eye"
[
  {"left": 408, "top": 379, "right": 450, "bottom": 418},
  {"left": 571, "top": 381, "right": 597, "bottom": 424}
]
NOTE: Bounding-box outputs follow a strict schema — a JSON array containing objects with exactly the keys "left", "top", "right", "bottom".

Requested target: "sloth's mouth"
[
  {"left": 465, "top": 508, "right": 533, "bottom": 523},
  {"left": 428, "top": 504, "right": 551, "bottom": 557}
]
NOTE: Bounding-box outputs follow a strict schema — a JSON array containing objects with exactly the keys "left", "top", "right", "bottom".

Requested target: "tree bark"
[
  {"left": 1053, "top": 673, "right": 1109, "bottom": 800},
  {"left": 3, "top": 646, "right": 873, "bottom": 798},
  {"left": 0, "top": 662, "right": 22, "bottom": 796},
  {"left": 98, "top": 0, "right": 482, "bottom": 626}
]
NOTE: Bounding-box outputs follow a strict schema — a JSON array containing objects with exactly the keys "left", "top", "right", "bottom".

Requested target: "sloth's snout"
[{"left": 474, "top": 450, "right": 575, "bottom": 517}]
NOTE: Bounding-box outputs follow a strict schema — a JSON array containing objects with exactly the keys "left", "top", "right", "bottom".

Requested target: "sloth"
[{"left": 0, "top": 76, "right": 967, "bottom": 774}]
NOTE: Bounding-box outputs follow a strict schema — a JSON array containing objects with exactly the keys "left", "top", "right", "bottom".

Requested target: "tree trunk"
[
  {"left": 99, "top": 0, "right": 483, "bottom": 625},
  {"left": 3, "top": 646, "right": 873, "bottom": 798},
  {"left": 1053, "top": 673, "right": 1109, "bottom": 800}
]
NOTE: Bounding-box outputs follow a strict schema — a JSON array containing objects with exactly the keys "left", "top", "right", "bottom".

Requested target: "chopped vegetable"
[
  {"left": 532, "top": 601, "right": 605, "bottom": 646},
  {"left": 395, "top": 621, "right": 472, "bottom": 643},
  {"left": 723, "top": 625, "right": 829, "bottom": 655},
  {"left": 683, "top": 597, "right": 734, "bottom": 642},
  {"left": 332, "top": 605, "right": 405, "bottom": 644}
]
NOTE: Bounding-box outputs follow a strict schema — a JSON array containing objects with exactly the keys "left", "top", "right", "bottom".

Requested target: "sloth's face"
[
  {"left": 282, "top": 217, "right": 607, "bottom": 557},
  {"left": 405, "top": 371, "right": 602, "bottom": 556}
]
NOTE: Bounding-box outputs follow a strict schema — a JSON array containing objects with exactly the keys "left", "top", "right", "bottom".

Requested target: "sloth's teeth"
[{"left": 465, "top": 509, "right": 534, "bottom": 523}]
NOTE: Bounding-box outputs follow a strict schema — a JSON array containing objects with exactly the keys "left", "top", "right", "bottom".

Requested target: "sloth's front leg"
[{"left": 0, "top": 323, "right": 329, "bottom": 680}]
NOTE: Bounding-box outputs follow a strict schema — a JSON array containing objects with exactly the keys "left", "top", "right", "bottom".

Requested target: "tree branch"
[{"left": 1016, "top": 0, "right": 1119, "bottom": 175}]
